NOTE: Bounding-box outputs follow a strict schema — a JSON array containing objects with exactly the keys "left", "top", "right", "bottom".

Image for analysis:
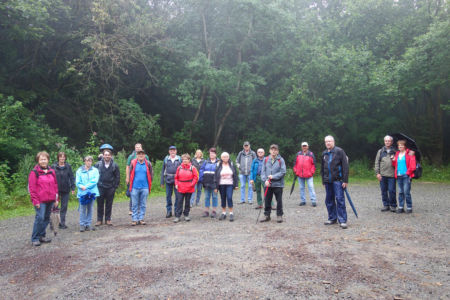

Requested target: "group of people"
[{"left": 28, "top": 134, "right": 417, "bottom": 246}]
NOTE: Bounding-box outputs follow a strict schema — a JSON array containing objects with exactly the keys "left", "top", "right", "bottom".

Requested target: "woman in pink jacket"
[{"left": 28, "top": 151, "right": 59, "bottom": 246}]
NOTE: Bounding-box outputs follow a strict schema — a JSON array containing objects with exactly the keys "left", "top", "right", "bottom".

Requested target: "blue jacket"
[
  {"left": 199, "top": 159, "right": 220, "bottom": 189},
  {"left": 76, "top": 166, "right": 100, "bottom": 198},
  {"left": 261, "top": 155, "right": 287, "bottom": 188},
  {"left": 250, "top": 157, "right": 264, "bottom": 181}
]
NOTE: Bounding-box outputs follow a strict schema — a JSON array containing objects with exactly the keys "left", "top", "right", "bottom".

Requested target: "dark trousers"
[
  {"left": 264, "top": 187, "right": 283, "bottom": 216},
  {"left": 380, "top": 176, "right": 396, "bottom": 207},
  {"left": 219, "top": 185, "right": 234, "bottom": 208},
  {"left": 324, "top": 182, "right": 347, "bottom": 223},
  {"left": 59, "top": 192, "right": 70, "bottom": 225},
  {"left": 97, "top": 187, "right": 116, "bottom": 222},
  {"left": 175, "top": 193, "right": 191, "bottom": 217},
  {"left": 166, "top": 183, "right": 179, "bottom": 213}
]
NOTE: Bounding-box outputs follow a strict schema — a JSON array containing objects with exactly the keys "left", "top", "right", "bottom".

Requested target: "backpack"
[
  {"left": 264, "top": 156, "right": 281, "bottom": 167},
  {"left": 164, "top": 155, "right": 182, "bottom": 165},
  {"left": 413, "top": 162, "right": 422, "bottom": 179}
]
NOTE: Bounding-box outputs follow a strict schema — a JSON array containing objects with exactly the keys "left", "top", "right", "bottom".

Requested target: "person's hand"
[
  {"left": 234, "top": 187, "right": 239, "bottom": 190},
  {"left": 409, "top": 150, "right": 415, "bottom": 156},
  {"left": 376, "top": 174, "right": 382, "bottom": 181},
  {"left": 35, "top": 204, "right": 40, "bottom": 209},
  {"left": 236, "top": 163, "right": 240, "bottom": 168},
  {"left": 214, "top": 189, "right": 218, "bottom": 193},
  {"left": 342, "top": 182, "right": 347, "bottom": 189},
  {"left": 268, "top": 175, "right": 273, "bottom": 180},
  {"left": 126, "top": 178, "right": 129, "bottom": 184},
  {"left": 71, "top": 190, "right": 75, "bottom": 195},
  {"left": 160, "top": 184, "right": 164, "bottom": 188},
  {"left": 175, "top": 185, "right": 178, "bottom": 190},
  {"left": 54, "top": 201, "right": 59, "bottom": 208},
  {"left": 265, "top": 180, "right": 270, "bottom": 187},
  {"left": 81, "top": 186, "right": 86, "bottom": 191}
]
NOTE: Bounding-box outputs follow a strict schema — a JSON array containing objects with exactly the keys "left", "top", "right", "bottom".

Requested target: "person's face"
[
  {"left": 169, "top": 149, "right": 177, "bottom": 156},
  {"left": 302, "top": 145, "right": 309, "bottom": 152},
  {"left": 182, "top": 158, "right": 190, "bottom": 164},
  {"left": 209, "top": 152, "right": 216, "bottom": 160},
  {"left": 195, "top": 151, "right": 202, "bottom": 158},
  {"left": 384, "top": 138, "right": 393, "bottom": 148},
  {"left": 135, "top": 144, "right": 142, "bottom": 152},
  {"left": 257, "top": 149, "right": 264, "bottom": 158},
  {"left": 221, "top": 155, "right": 229, "bottom": 163},
  {"left": 270, "top": 148, "right": 279, "bottom": 156},
  {"left": 103, "top": 151, "right": 112, "bottom": 162},
  {"left": 398, "top": 143, "right": 405, "bottom": 151},
  {"left": 137, "top": 152, "right": 145, "bottom": 161},
  {"left": 325, "top": 138, "right": 334, "bottom": 150},
  {"left": 58, "top": 155, "right": 66, "bottom": 164},
  {"left": 244, "top": 144, "right": 250, "bottom": 151},
  {"left": 84, "top": 159, "right": 92, "bottom": 168},
  {"left": 39, "top": 155, "right": 49, "bottom": 168}
]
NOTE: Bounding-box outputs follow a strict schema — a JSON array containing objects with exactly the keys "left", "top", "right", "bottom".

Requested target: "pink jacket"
[{"left": 28, "top": 165, "right": 59, "bottom": 206}]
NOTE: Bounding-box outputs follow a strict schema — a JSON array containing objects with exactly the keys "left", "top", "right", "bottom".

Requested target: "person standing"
[
  {"left": 129, "top": 150, "right": 153, "bottom": 225},
  {"left": 51, "top": 151, "right": 75, "bottom": 229},
  {"left": 250, "top": 148, "right": 265, "bottom": 209},
  {"left": 320, "top": 136, "right": 349, "bottom": 229},
  {"left": 160, "top": 146, "right": 181, "bottom": 218},
  {"left": 174, "top": 154, "right": 199, "bottom": 223},
  {"left": 260, "top": 144, "right": 287, "bottom": 223},
  {"left": 293, "top": 142, "right": 317, "bottom": 207},
  {"left": 126, "top": 143, "right": 149, "bottom": 215},
  {"left": 215, "top": 152, "right": 239, "bottom": 222},
  {"left": 236, "top": 141, "right": 256, "bottom": 204},
  {"left": 95, "top": 149, "right": 120, "bottom": 226},
  {"left": 199, "top": 148, "right": 220, "bottom": 218},
  {"left": 29, "top": 151, "right": 59, "bottom": 246},
  {"left": 76, "top": 156, "right": 100, "bottom": 232},
  {"left": 391, "top": 140, "right": 416, "bottom": 214},
  {"left": 374, "top": 135, "right": 397, "bottom": 212},
  {"left": 190, "top": 150, "right": 205, "bottom": 207}
]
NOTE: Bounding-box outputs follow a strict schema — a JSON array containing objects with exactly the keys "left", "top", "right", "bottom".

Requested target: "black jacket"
[
  {"left": 320, "top": 146, "right": 349, "bottom": 184},
  {"left": 95, "top": 159, "right": 120, "bottom": 189},
  {"left": 51, "top": 162, "right": 75, "bottom": 193},
  {"left": 214, "top": 162, "right": 239, "bottom": 189}
]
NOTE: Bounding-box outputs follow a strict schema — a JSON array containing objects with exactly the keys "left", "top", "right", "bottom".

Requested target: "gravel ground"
[{"left": 0, "top": 182, "right": 449, "bottom": 299}]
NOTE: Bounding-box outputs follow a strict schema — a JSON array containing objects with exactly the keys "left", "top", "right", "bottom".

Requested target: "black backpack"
[{"left": 413, "top": 162, "right": 422, "bottom": 179}]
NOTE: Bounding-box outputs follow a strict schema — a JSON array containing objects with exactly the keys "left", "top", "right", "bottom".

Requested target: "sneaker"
[
  {"left": 131, "top": 221, "right": 137, "bottom": 226},
  {"left": 139, "top": 220, "right": 146, "bottom": 225},
  {"left": 219, "top": 213, "right": 226, "bottom": 220},
  {"left": 106, "top": 220, "right": 113, "bottom": 226},
  {"left": 39, "top": 237, "right": 52, "bottom": 243},
  {"left": 87, "top": 226, "right": 96, "bottom": 231},
  {"left": 166, "top": 211, "right": 173, "bottom": 218},
  {"left": 299, "top": 202, "right": 306, "bottom": 206},
  {"left": 248, "top": 202, "right": 253, "bottom": 205},
  {"left": 210, "top": 211, "right": 217, "bottom": 218},
  {"left": 80, "top": 226, "right": 85, "bottom": 232},
  {"left": 277, "top": 216, "right": 283, "bottom": 223},
  {"left": 381, "top": 206, "right": 390, "bottom": 212},
  {"left": 260, "top": 216, "right": 271, "bottom": 222},
  {"left": 390, "top": 206, "right": 397, "bottom": 212},
  {"left": 238, "top": 202, "right": 245, "bottom": 205},
  {"left": 95, "top": 221, "right": 102, "bottom": 226},
  {"left": 128, "top": 211, "right": 132, "bottom": 215},
  {"left": 396, "top": 208, "right": 404, "bottom": 214},
  {"left": 312, "top": 203, "right": 317, "bottom": 207},
  {"left": 254, "top": 205, "right": 263, "bottom": 209},
  {"left": 184, "top": 216, "right": 191, "bottom": 222},
  {"left": 59, "top": 224, "right": 68, "bottom": 229},
  {"left": 202, "top": 211, "right": 209, "bottom": 217},
  {"left": 406, "top": 208, "right": 413, "bottom": 214},
  {"left": 173, "top": 217, "right": 180, "bottom": 223},
  {"left": 84, "top": 226, "right": 91, "bottom": 231},
  {"left": 324, "top": 220, "right": 337, "bottom": 225},
  {"left": 340, "top": 223, "right": 348, "bottom": 229},
  {"left": 32, "top": 240, "right": 41, "bottom": 246},
  {"left": 229, "top": 214, "right": 234, "bottom": 222}
]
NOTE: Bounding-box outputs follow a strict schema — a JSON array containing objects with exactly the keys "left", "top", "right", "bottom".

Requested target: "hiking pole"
[
  {"left": 256, "top": 179, "right": 271, "bottom": 224},
  {"left": 289, "top": 173, "right": 297, "bottom": 200}
]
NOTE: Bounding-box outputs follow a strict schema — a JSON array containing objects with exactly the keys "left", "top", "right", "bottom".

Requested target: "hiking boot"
[
  {"left": 396, "top": 208, "right": 404, "bottom": 214},
  {"left": 106, "top": 220, "right": 113, "bottom": 226},
  {"left": 95, "top": 221, "right": 102, "bottom": 226},
  {"left": 260, "top": 216, "right": 271, "bottom": 223},
  {"left": 229, "top": 214, "right": 234, "bottom": 222},
  {"left": 202, "top": 211, "right": 209, "bottom": 217},
  {"left": 238, "top": 201, "right": 245, "bottom": 205},
  {"left": 173, "top": 217, "right": 180, "bottom": 223},
  {"left": 39, "top": 237, "right": 52, "bottom": 243},
  {"left": 131, "top": 221, "right": 137, "bottom": 226},
  {"left": 86, "top": 226, "right": 95, "bottom": 231},
  {"left": 139, "top": 220, "right": 146, "bottom": 225},
  {"left": 340, "top": 223, "right": 348, "bottom": 229},
  {"left": 166, "top": 211, "right": 173, "bottom": 218},
  {"left": 32, "top": 240, "right": 41, "bottom": 247},
  {"left": 80, "top": 226, "right": 86, "bottom": 232},
  {"left": 128, "top": 211, "right": 132, "bottom": 215},
  {"left": 277, "top": 216, "right": 283, "bottom": 223},
  {"left": 299, "top": 202, "right": 306, "bottom": 206},
  {"left": 381, "top": 206, "right": 390, "bottom": 212},
  {"left": 312, "top": 203, "right": 317, "bottom": 207},
  {"left": 390, "top": 206, "right": 397, "bottom": 212},
  {"left": 184, "top": 216, "right": 191, "bottom": 222},
  {"left": 210, "top": 211, "right": 217, "bottom": 218},
  {"left": 219, "top": 213, "right": 226, "bottom": 220},
  {"left": 254, "top": 205, "right": 263, "bottom": 209},
  {"left": 406, "top": 208, "right": 413, "bottom": 214},
  {"left": 59, "top": 224, "right": 68, "bottom": 229},
  {"left": 324, "top": 220, "right": 337, "bottom": 225}
]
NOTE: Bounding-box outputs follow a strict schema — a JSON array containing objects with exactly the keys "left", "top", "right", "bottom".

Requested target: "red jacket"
[
  {"left": 129, "top": 158, "right": 153, "bottom": 192},
  {"left": 175, "top": 163, "right": 199, "bottom": 194},
  {"left": 28, "top": 165, "right": 59, "bottom": 206},
  {"left": 293, "top": 151, "right": 316, "bottom": 178},
  {"left": 392, "top": 149, "right": 416, "bottom": 179}
]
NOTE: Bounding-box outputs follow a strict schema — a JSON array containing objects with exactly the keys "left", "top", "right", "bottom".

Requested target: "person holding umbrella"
[{"left": 391, "top": 140, "right": 416, "bottom": 213}]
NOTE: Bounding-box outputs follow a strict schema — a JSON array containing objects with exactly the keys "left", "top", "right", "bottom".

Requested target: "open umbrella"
[{"left": 389, "top": 133, "right": 422, "bottom": 162}]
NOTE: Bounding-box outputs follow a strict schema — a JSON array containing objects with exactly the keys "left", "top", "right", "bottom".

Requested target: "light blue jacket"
[{"left": 76, "top": 166, "right": 100, "bottom": 198}]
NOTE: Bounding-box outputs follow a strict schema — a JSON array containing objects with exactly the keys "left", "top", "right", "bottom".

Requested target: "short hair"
[
  {"left": 57, "top": 152, "right": 66, "bottom": 160},
  {"left": 257, "top": 148, "right": 265, "bottom": 153},
  {"left": 84, "top": 156, "right": 93, "bottom": 162},
  {"left": 325, "top": 135, "right": 335, "bottom": 142},
  {"left": 135, "top": 143, "right": 142, "bottom": 147},
  {"left": 384, "top": 135, "right": 393, "bottom": 141},
  {"left": 195, "top": 149, "right": 203, "bottom": 158},
  {"left": 221, "top": 152, "right": 230, "bottom": 159},
  {"left": 36, "top": 151, "right": 50, "bottom": 162},
  {"left": 181, "top": 153, "right": 191, "bottom": 160},
  {"left": 103, "top": 149, "right": 112, "bottom": 155},
  {"left": 397, "top": 140, "right": 406, "bottom": 146},
  {"left": 209, "top": 147, "right": 216, "bottom": 153}
]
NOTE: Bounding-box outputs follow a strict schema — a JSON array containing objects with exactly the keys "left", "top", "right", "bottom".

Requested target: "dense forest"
[{"left": 1, "top": 0, "right": 449, "bottom": 172}]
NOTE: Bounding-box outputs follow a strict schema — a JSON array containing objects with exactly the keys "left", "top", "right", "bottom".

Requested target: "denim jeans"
[
  {"left": 380, "top": 176, "right": 396, "bottom": 207},
  {"left": 298, "top": 177, "right": 316, "bottom": 204},
  {"left": 204, "top": 187, "right": 218, "bottom": 208},
  {"left": 165, "top": 183, "right": 179, "bottom": 213},
  {"left": 190, "top": 182, "right": 202, "bottom": 206},
  {"left": 239, "top": 174, "right": 253, "bottom": 203},
  {"left": 175, "top": 193, "right": 191, "bottom": 217},
  {"left": 219, "top": 185, "right": 234, "bottom": 208},
  {"left": 31, "top": 202, "right": 53, "bottom": 242},
  {"left": 324, "top": 182, "right": 347, "bottom": 223},
  {"left": 79, "top": 200, "right": 95, "bottom": 227},
  {"left": 397, "top": 175, "right": 412, "bottom": 209},
  {"left": 131, "top": 188, "right": 149, "bottom": 221}
]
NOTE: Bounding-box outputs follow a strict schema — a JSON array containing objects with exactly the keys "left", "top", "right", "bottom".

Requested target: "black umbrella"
[{"left": 389, "top": 133, "right": 422, "bottom": 162}]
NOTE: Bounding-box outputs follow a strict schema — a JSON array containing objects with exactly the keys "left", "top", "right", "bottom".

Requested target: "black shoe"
[
  {"left": 166, "top": 211, "right": 172, "bottom": 218},
  {"left": 390, "top": 206, "right": 397, "bottom": 212},
  {"left": 312, "top": 203, "right": 317, "bottom": 207},
  {"left": 59, "top": 224, "right": 68, "bottom": 229},
  {"left": 260, "top": 216, "right": 271, "bottom": 222},
  {"left": 405, "top": 208, "right": 412, "bottom": 214},
  {"left": 396, "top": 208, "right": 404, "bottom": 214},
  {"left": 277, "top": 216, "right": 283, "bottom": 223},
  {"left": 219, "top": 213, "right": 226, "bottom": 220},
  {"left": 299, "top": 202, "right": 306, "bottom": 206},
  {"left": 229, "top": 214, "right": 234, "bottom": 222},
  {"left": 39, "top": 237, "right": 52, "bottom": 243},
  {"left": 324, "top": 220, "right": 337, "bottom": 225}
]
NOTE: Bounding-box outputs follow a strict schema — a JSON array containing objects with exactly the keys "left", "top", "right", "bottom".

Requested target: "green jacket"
[{"left": 374, "top": 147, "right": 396, "bottom": 178}]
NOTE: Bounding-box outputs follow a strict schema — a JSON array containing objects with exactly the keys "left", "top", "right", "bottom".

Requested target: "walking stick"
[{"left": 256, "top": 179, "right": 271, "bottom": 224}]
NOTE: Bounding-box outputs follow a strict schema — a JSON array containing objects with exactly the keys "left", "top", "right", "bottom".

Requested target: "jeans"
[
  {"left": 31, "top": 202, "right": 54, "bottom": 242},
  {"left": 190, "top": 182, "right": 202, "bottom": 206},
  {"left": 219, "top": 185, "right": 234, "bottom": 208},
  {"left": 79, "top": 200, "right": 95, "bottom": 227},
  {"left": 59, "top": 192, "right": 70, "bottom": 226},
  {"left": 324, "top": 182, "right": 347, "bottom": 223},
  {"left": 397, "top": 175, "right": 412, "bottom": 209},
  {"left": 97, "top": 187, "right": 116, "bottom": 222},
  {"left": 298, "top": 177, "right": 316, "bottom": 204},
  {"left": 380, "top": 176, "right": 396, "bottom": 207},
  {"left": 264, "top": 187, "right": 283, "bottom": 216},
  {"left": 254, "top": 175, "right": 263, "bottom": 206},
  {"left": 165, "top": 183, "right": 179, "bottom": 213},
  {"left": 175, "top": 193, "right": 192, "bottom": 217},
  {"left": 131, "top": 188, "right": 149, "bottom": 221},
  {"left": 239, "top": 174, "right": 253, "bottom": 203},
  {"left": 204, "top": 187, "right": 218, "bottom": 208}
]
